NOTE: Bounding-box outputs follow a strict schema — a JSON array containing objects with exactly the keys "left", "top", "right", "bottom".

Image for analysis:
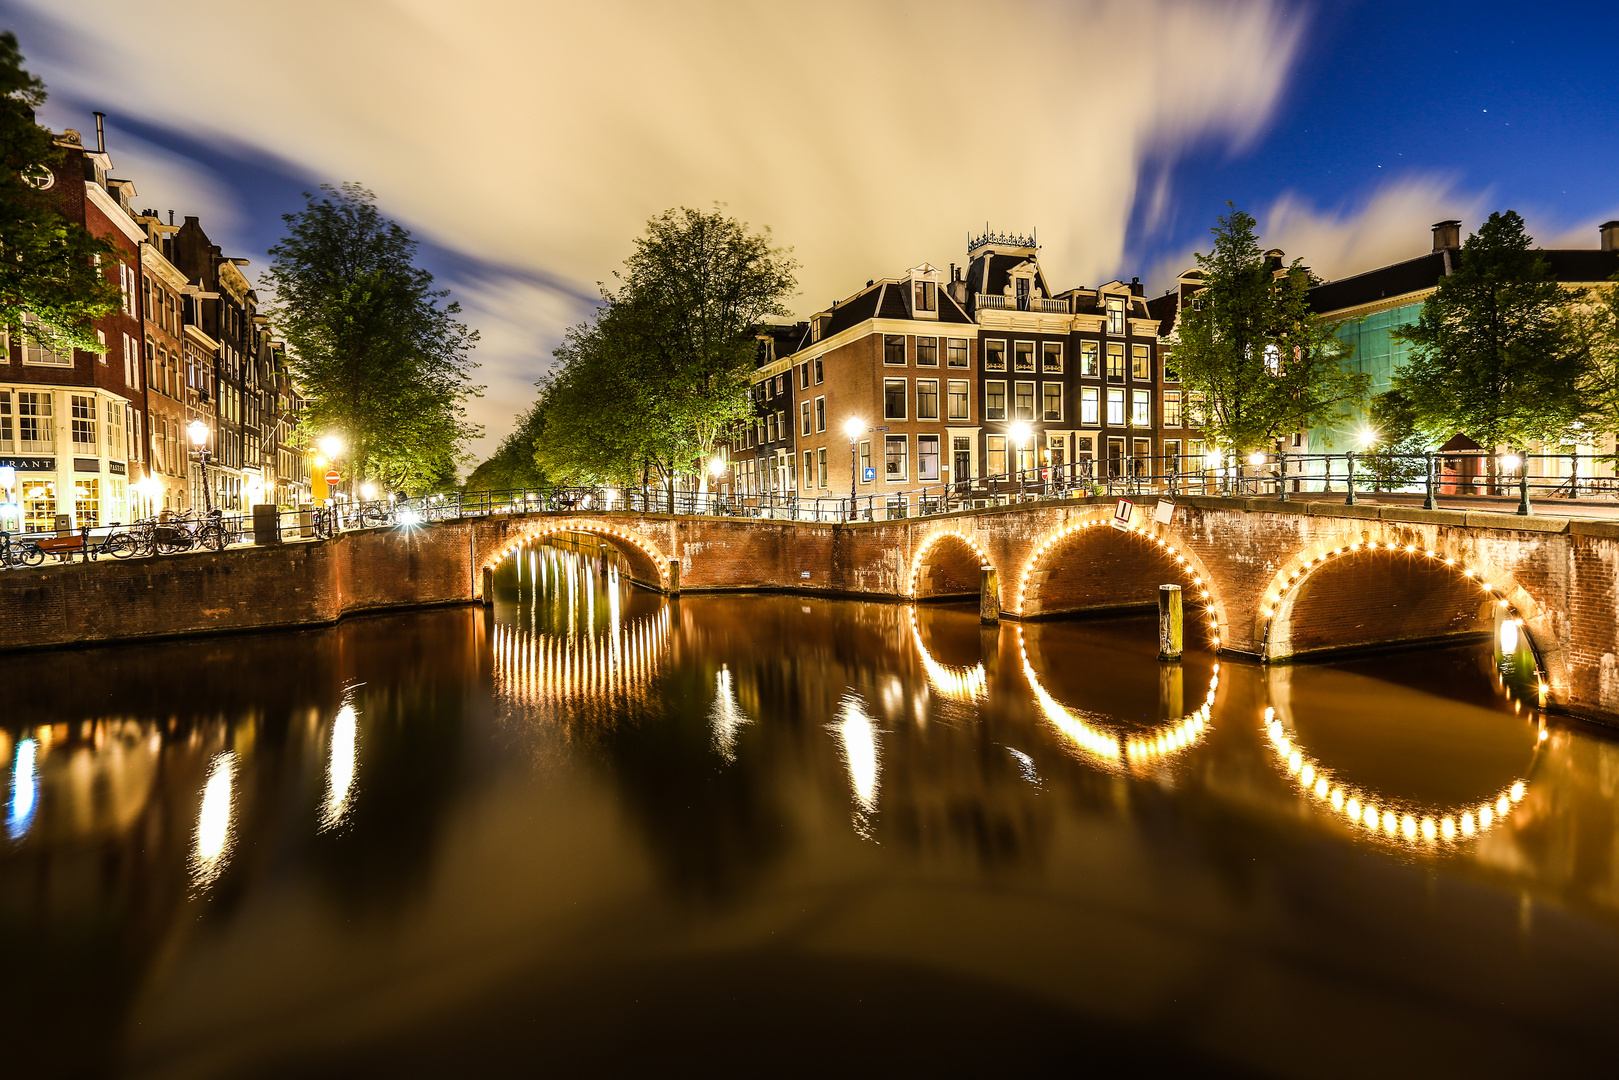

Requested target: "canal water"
[{"left": 4, "top": 539, "right": 1618, "bottom": 1077}]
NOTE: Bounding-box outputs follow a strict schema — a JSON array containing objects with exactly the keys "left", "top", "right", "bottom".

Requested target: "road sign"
[
  {"left": 325, "top": 469, "right": 341, "bottom": 486},
  {"left": 863, "top": 467, "right": 875, "bottom": 482},
  {"left": 1111, "top": 497, "right": 1134, "bottom": 531}
]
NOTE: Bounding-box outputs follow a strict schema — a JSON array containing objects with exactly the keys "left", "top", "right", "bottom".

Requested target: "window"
[
  {"left": 21, "top": 314, "right": 71, "bottom": 367},
  {"left": 1106, "top": 343, "right": 1125, "bottom": 379},
  {"left": 1048, "top": 435, "right": 1066, "bottom": 468},
  {"left": 814, "top": 358, "right": 824, "bottom": 384},
  {"left": 884, "top": 335, "right": 907, "bottom": 365},
  {"left": 947, "top": 338, "right": 968, "bottom": 368},
  {"left": 884, "top": 378, "right": 907, "bottom": 420},
  {"left": 22, "top": 478, "right": 55, "bottom": 532},
  {"left": 915, "top": 337, "right": 938, "bottom": 366},
  {"left": 1292, "top": 431, "right": 1304, "bottom": 448},
  {"left": 1264, "top": 343, "right": 1281, "bottom": 375},
  {"left": 1042, "top": 383, "right": 1062, "bottom": 421},
  {"left": 800, "top": 362, "right": 810, "bottom": 389},
  {"left": 71, "top": 395, "right": 97, "bottom": 450},
  {"left": 1188, "top": 392, "right": 1206, "bottom": 427},
  {"left": 1106, "top": 296, "right": 1125, "bottom": 335},
  {"left": 914, "top": 280, "right": 936, "bottom": 312},
  {"left": 817, "top": 447, "right": 828, "bottom": 488},
  {"left": 1163, "top": 349, "right": 1178, "bottom": 382},
  {"left": 859, "top": 440, "right": 871, "bottom": 483},
  {"left": 1163, "top": 391, "right": 1182, "bottom": 427},
  {"left": 1106, "top": 388, "right": 1125, "bottom": 426},
  {"left": 1133, "top": 438, "right": 1153, "bottom": 477},
  {"left": 801, "top": 401, "right": 811, "bottom": 436},
  {"left": 132, "top": 409, "right": 142, "bottom": 464},
  {"left": 106, "top": 400, "right": 124, "bottom": 458},
  {"left": 947, "top": 380, "right": 970, "bottom": 421},
  {"left": 1042, "top": 342, "right": 1062, "bottom": 372},
  {"left": 1016, "top": 434, "right": 1035, "bottom": 472},
  {"left": 885, "top": 435, "right": 907, "bottom": 480},
  {"left": 767, "top": 413, "right": 777, "bottom": 442},
  {"left": 1164, "top": 439, "right": 1182, "bottom": 472},
  {"left": 75, "top": 478, "right": 100, "bottom": 528},
  {"left": 984, "top": 381, "right": 1006, "bottom": 421},
  {"left": 916, "top": 379, "right": 939, "bottom": 420},
  {"left": 0, "top": 392, "right": 10, "bottom": 448},
  {"left": 1013, "top": 381, "right": 1035, "bottom": 421},
  {"left": 985, "top": 435, "right": 1007, "bottom": 476},
  {"left": 1081, "top": 387, "right": 1099, "bottom": 426},
  {"left": 1132, "top": 344, "right": 1150, "bottom": 380},
  {"left": 984, "top": 339, "right": 1006, "bottom": 371},
  {"left": 776, "top": 374, "right": 786, "bottom": 395},
  {"left": 776, "top": 409, "right": 786, "bottom": 438},
  {"left": 1132, "top": 389, "right": 1151, "bottom": 427},
  {"left": 803, "top": 450, "right": 813, "bottom": 488},
  {"left": 815, "top": 395, "right": 826, "bottom": 433},
  {"left": 1080, "top": 341, "right": 1099, "bottom": 377},
  {"left": 1014, "top": 341, "right": 1035, "bottom": 372},
  {"left": 918, "top": 435, "right": 939, "bottom": 481}
]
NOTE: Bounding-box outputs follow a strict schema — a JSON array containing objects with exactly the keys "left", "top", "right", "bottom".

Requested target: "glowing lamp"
[
  {"left": 843, "top": 416, "right": 864, "bottom": 439},
  {"left": 1008, "top": 421, "right": 1031, "bottom": 445},
  {"left": 1499, "top": 453, "right": 1522, "bottom": 471},
  {"left": 1247, "top": 450, "right": 1266, "bottom": 467},
  {"left": 708, "top": 456, "right": 726, "bottom": 477},
  {"left": 319, "top": 436, "right": 343, "bottom": 459},
  {"left": 187, "top": 419, "right": 209, "bottom": 447}
]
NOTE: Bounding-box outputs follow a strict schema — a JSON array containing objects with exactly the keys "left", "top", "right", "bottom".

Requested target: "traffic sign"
[
  {"left": 1111, "top": 497, "right": 1134, "bottom": 531},
  {"left": 325, "top": 469, "right": 341, "bottom": 486}
]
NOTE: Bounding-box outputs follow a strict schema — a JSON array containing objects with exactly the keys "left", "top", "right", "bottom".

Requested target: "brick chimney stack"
[{"left": 1432, "top": 220, "right": 1462, "bottom": 252}]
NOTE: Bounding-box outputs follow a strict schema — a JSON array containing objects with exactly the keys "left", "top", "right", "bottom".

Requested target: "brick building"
[
  {"left": 0, "top": 121, "right": 149, "bottom": 531},
  {"left": 135, "top": 210, "right": 194, "bottom": 512}
]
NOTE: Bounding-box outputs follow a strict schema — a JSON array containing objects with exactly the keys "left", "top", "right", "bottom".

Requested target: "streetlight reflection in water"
[
  {"left": 191, "top": 751, "right": 236, "bottom": 889},
  {"left": 7, "top": 736, "right": 37, "bottom": 840},
  {"left": 835, "top": 693, "right": 881, "bottom": 822},
  {"left": 322, "top": 704, "right": 359, "bottom": 831}
]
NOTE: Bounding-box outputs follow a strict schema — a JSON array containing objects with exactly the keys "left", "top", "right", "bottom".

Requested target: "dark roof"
[
  {"left": 876, "top": 281, "right": 910, "bottom": 320},
  {"left": 1145, "top": 291, "right": 1179, "bottom": 337},
  {"left": 1310, "top": 248, "right": 1619, "bottom": 315},
  {"left": 823, "top": 284, "right": 883, "bottom": 337},
  {"left": 965, "top": 251, "right": 1053, "bottom": 314},
  {"left": 820, "top": 277, "right": 973, "bottom": 338}
]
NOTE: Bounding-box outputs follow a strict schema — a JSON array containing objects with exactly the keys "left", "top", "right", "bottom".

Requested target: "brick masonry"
[{"left": 6, "top": 495, "right": 1619, "bottom": 723}]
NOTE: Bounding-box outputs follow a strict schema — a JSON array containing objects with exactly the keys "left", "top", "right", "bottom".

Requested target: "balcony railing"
[{"left": 974, "top": 294, "right": 1070, "bottom": 314}]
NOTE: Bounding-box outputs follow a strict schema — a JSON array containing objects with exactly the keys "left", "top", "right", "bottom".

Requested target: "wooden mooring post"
[
  {"left": 1158, "top": 584, "right": 1183, "bottom": 660},
  {"left": 980, "top": 567, "right": 1000, "bottom": 624}
]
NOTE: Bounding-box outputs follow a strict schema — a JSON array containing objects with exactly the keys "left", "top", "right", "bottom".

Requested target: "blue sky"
[{"left": 8, "top": 0, "right": 1617, "bottom": 456}]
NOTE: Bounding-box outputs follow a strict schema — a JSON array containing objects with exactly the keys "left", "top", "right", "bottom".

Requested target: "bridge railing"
[{"left": 6, "top": 451, "right": 1615, "bottom": 569}]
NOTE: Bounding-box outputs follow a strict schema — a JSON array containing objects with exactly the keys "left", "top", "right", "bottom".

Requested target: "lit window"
[
  {"left": 1042, "top": 383, "right": 1062, "bottom": 421},
  {"left": 1164, "top": 391, "right": 1182, "bottom": 427},
  {"left": 946, "top": 338, "right": 969, "bottom": 368},
  {"left": 916, "top": 379, "right": 939, "bottom": 420},
  {"left": 1106, "top": 388, "right": 1125, "bottom": 426},
  {"left": 884, "top": 379, "right": 907, "bottom": 420},
  {"left": 1107, "top": 296, "right": 1125, "bottom": 335},
  {"left": 985, "top": 435, "right": 1006, "bottom": 476},
  {"left": 1106, "top": 343, "right": 1125, "bottom": 379},
  {"left": 984, "top": 381, "right": 1006, "bottom": 421},
  {"left": 1132, "top": 390, "right": 1151, "bottom": 427},
  {"left": 947, "top": 380, "right": 970, "bottom": 421},
  {"left": 1081, "top": 387, "right": 1099, "bottom": 426},
  {"left": 1014, "top": 381, "right": 1035, "bottom": 421},
  {"left": 1080, "top": 341, "right": 1099, "bottom": 377},
  {"left": 918, "top": 435, "right": 939, "bottom": 481},
  {"left": 1132, "top": 344, "right": 1150, "bottom": 380},
  {"left": 984, "top": 340, "right": 1006, "bottom": 371},
  {"left": 885, "top": 435, "right": 908, "bottom": 480},
  {"left": 71, "top": 394, "right": 97, "bottom": 449}
]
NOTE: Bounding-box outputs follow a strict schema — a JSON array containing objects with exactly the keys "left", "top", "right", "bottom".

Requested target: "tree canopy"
[
  {"left": 464, "top": 400, "right": 548, "bottom": 493},
  {"left": 264, "top": 183, "right": 480, "bottom": 492},
  {"left": 1170, "top": 205, "right": 1367, "bottom": 455},
  {"left": 1392, "top": 210, "right": 1595, "bottom": 448},
  {"left": 533, "top": 205, "right": 797, "bottom": 492},
  {"left": 0, "top": 31, "right": 118, "bottom": 355}
]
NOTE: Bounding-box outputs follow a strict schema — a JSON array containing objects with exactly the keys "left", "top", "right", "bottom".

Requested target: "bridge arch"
[
  {"left": 1259, "top": 533, "right": 1559, "bottom": 702},
  {"left": 478, "top": 516, "right": 673, "bottom": 593},
  {"left": 907, "top": 528, "right": 993, "bottom": 601},
  {"left": 1013, "top": 514, "right": 1227, "bottom": 647}
]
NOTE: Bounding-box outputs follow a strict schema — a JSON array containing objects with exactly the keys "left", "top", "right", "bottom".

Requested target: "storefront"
[{"left": 0, "top": 386, "right": 132, "bottom": 531}]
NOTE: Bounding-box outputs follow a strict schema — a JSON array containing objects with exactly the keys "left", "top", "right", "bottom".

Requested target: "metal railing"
[{"left": 4, "top": 450, "right": 1615, "bottom": 570}]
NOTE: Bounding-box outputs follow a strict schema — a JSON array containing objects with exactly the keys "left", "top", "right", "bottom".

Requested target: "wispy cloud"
[{"left": 15, "top": 0, "right": 1307, "bottom": 451}]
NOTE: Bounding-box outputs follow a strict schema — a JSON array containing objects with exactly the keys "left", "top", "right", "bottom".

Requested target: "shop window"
[
  {"left": 23, "top": 478, "right": 56, "bottom": 532},
  {"left": 74, "top": 478, "right": 100, "bottom": 528}
]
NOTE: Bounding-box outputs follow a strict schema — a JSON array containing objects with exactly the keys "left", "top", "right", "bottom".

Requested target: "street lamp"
[
  {"left": 1247, "top": 449, "right": 1267, "bottom": 467},
  {"left": 360, "top": 481, "right": 377, "bottom": 501},
  {"left": 318, "top": 435, "right": 343, "bottom": 460},
  {"left": 188, "top": 419, "right": 214, "bottom": 514},
  {"left": 135, "top": 475, "right": 162, "bottom": 518},
  {"left": 843, "top": 417, "right": 864, "bottom": 520},
  {"left": 1008, "top": 421, "right": 1031, "bottom": 478}
]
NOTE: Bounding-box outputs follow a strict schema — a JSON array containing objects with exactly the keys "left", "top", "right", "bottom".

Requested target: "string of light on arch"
[
  {"left": 908, "top": 611, "right": 987, "bottom": 701},
  {"left": 1261, "top": 700, "right": 1543, "bottom": 848},
  {"left": 1258, "top": 538, "right": 1552, "bottom": 701},
  {"left": 906, "top": 529, "right": 991, "bottom": 597},
  {"left": 1014, "top": 516, "right": 1222, "bottom": 647},
  {"left": 485, "top": 519, "right": 671, "bottom": 591},
  {"left": 1018, "top": 625, "right": 1216, "bottom": 769}
]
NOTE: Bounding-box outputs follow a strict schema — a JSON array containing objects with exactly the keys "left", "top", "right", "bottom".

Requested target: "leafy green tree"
[
  {"left": 1362, "top": 388, "right": 1428, "bottom": 490},
  {"left": 1171, "top": 205, "right": 1367, "bottom": 458},
  {"left": 0, "top": 31, "right": 118, "bottom": 355},
  {"left": 1575, "top": 271, "right": 1619, "bottom": 430},
  {"left": 264, "top": 183, "right": 481, "bottom": 493},
  {"left": 536, "top": 206, "right": 797, "bottom": 501},
  {"left": 464, "top": 399, "right": 549, "bottom": 492},
  {"left": 1392, "top": 210, "right": 1595, "bottom": 450}
]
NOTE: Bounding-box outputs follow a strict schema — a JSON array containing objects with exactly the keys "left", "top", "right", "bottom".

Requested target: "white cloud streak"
[{"left": 17, "top": 0, "right": 1306, "bottom": 453}]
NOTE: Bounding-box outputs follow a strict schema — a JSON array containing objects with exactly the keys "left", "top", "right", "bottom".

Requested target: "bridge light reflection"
[
  {"left": 835, "top": 693, "right": 881, "bottom": 820},
  {"left": 7, "top": 736, "right": 38, "bottom": 840},
  {"left": 909, "top": 613, "right": 987, "bottom": 701},
  {"left": 321, "top": 704, "right": 358, "bottom": 831},
  {"left": 709, "top": 666, "right": 751, "bottom": 762}
]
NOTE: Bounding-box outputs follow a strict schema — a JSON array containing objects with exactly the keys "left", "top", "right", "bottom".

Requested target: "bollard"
[
  {"left": 1158, "top": 584, "right": 1183, "bottom": 660},
  {"left": 252, "top": 504, "right": 280, "bottom": 545},
  {"left": 667, "top": 558, "right": 681, "bottom": 596},
  {"left": 979, "top": 567, "right": 1000, "bottom": 624},
  {"left": 481, "top": 566, "right": 494, "bottom": 606}
]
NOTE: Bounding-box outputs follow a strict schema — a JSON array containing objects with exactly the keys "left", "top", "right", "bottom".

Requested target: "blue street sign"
[{"left": 863, "top": 467, "right": 876, "bottom": 482}]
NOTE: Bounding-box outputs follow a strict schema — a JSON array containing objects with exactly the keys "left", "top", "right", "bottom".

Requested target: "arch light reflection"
[
  {"left": 321, "top": 704, "right": 359, "bottom": 831},
  {"left": 7, "top": 737, "right": 38, "bottom": 840},
  {"left": 910, "top": 612, "right": 987, "bottom": 701},
  {"left": 192, "top": 751, "right": 237, "bottom": 889}
]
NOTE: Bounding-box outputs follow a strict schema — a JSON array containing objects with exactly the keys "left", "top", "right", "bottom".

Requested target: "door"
[{"left": 953, "top": 437, "right": 971, "bottom": 485}]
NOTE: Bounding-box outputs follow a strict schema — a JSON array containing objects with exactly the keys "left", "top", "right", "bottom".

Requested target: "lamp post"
[
  {"left": 188, "top": 419, "right": 214, "bottom": 514},
  {"left": 708, "top": 455, "right": 726, "bottom": 514},
  {"left": 134, "top": 475, "right": 162, "bottom": 519},
  {"left": 844, "top": 416, "right": 863, "bottom": 520},
  {"left": 1008, "top": 421, "right": 1031, "bottom": 496}
]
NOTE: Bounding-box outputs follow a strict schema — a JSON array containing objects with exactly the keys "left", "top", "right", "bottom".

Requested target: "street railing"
[{"left": 4, "top": 450, "right": 1615, "bottom": 570}]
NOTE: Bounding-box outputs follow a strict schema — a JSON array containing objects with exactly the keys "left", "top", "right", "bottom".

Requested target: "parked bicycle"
[{"left": 0, "top": 531, "right": 44, "bottom": 568}]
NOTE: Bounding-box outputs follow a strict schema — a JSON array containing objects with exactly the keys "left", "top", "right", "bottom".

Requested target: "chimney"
[
  {"left": 1602, "top": 221, "right": 1619, "bottom": 253},
  {"left": 93, "top": 111, "right": 106, "bottom": 154},
  {"left": 1130, "top": 276, "right": 1143, "bottom": 297},
  {"left": 1432, "top": 219, "right": 1461, "bottom": 252}
]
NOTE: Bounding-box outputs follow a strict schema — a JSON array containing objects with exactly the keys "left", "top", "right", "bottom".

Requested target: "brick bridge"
[{"left": 6, "top": 494, "right": 1619, "bottom": 722}]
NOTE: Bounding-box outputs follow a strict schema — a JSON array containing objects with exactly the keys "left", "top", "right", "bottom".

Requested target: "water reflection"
[
  {"left": 191, "top": 751, "right": 236, "bottom": 888},
  {"left": 6, "top": 540, "right": 1619, "bottom": 1074},
  {"left": 321, "top": 703, "right": 359, "bottom": 831}
]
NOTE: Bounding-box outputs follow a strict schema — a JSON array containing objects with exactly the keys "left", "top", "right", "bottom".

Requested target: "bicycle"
[{"left": 0, "top": 531, "right": 44, "bottom": 568}]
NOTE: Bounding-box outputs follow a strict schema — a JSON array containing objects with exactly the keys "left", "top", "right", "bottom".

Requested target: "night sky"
[{"left": 7, "top": 0, "right": 1616, "bottom": 456}]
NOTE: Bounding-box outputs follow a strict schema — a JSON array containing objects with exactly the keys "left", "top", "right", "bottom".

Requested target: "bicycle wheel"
[
  {"left": 105, "top": 533, "right": 138, "bottom": 559},
  {"left": 199, "top": 524, "right": 227, "bottom": 551},
  {"left": 20, "top": 543, "right": 44, "bottom": 567}
]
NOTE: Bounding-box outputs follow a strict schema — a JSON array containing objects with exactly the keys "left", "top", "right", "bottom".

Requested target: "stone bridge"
[{"left": 6, "top": 494, "right": 1619, "bottom": 723}]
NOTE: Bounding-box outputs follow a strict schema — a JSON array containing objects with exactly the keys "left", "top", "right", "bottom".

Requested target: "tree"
[
  {"left": 0, "top": 31, "right": 118, "bottom": 355},
  {"left": 1362, "top": 388, "right": 1428, "bottom": 491},
  {"left": 264, "top": 183, "right": 481, "bottom": 492},
  {"left": 1392, "top": 210, "right": 1595, "bottom": 450},
  {"left": 536, "top": 206, "right": 797, "bottom": 499},
  {"left": 464, "top": 399, "right": 549, "bottom": 492},
  {"left": 1575, "top": 271, "right": 1619, "bottom": 432},
  {"left": 1170, "top": 206, "right": 1367, "bottom": 458}
]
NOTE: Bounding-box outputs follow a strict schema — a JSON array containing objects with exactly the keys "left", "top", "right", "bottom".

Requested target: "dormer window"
[
  {"left": 907, "top": 263, "right": 942, "bottom": 320},
  {"left": 914, "top": 280, "right": 935, "bottom": 312},
  {"left": 1106, "top": 297, "right": 1125, "bottom": 335}
]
